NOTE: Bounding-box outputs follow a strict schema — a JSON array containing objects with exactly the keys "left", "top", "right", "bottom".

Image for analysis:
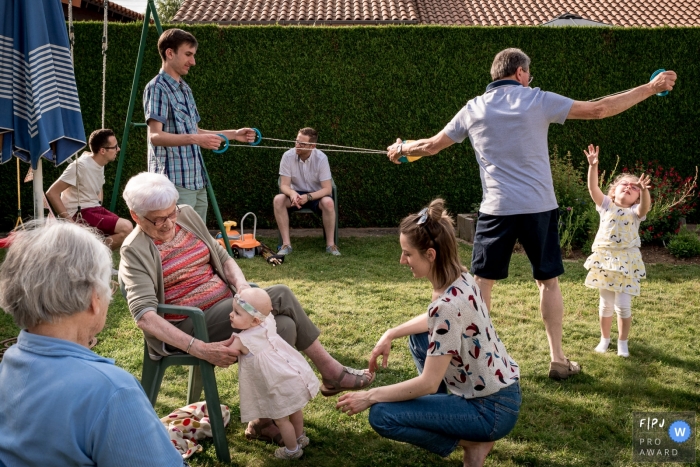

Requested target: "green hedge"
[{"left": 2, "top": 25, "right": 698, "bottom": 231}]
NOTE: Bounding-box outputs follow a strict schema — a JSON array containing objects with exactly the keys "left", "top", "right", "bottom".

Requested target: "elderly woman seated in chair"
[
  {"left": 0, "top": 222, "right": 185, "bottom": 467},
  {"left": 118, "top": 172, "right": 374, "bottom": 444}
]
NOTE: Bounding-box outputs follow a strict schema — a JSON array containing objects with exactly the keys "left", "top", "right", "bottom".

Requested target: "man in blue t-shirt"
[{"left": 386, "top": 48, "right": 676, "bottom": 380}]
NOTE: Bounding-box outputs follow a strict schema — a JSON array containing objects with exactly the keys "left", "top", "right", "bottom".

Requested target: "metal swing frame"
[{"left": 108, "top": 0, "right": 234, "bottom": 257}]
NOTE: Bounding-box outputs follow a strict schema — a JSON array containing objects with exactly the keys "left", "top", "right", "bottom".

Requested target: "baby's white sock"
[
  {"left": 617, "top": 339, "right": 629, "bottom": 357},
  {"left": 285, "top": 445, "right": 300, "bottom": 454},
  {"left": 594, "top": 337, "right": 610, "bottom": 353}
]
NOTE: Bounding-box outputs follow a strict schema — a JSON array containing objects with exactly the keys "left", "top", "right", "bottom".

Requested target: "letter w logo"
[{"left": 674, "top": 427, "right": 687, "bottom": 437}]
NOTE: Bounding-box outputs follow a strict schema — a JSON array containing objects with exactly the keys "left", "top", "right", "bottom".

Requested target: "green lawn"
[{"left": 1, "top": 236, "right": 698, "bottom": 466}]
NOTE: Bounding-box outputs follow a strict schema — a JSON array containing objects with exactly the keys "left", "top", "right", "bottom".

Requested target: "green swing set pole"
[
  {"left": 109, "top": 0, "right": 234, "bottom": 258},
  {"left": 202, "top": 164, "right": 235, "bottom": 258},
  {"left": 109, "top": 1, "right": 160, "bottom": 212},
  {"left": 150, "top": 0, "right": 163, "bottom": 32}
]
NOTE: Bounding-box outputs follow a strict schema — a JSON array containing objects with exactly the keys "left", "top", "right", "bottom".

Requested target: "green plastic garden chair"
[
  {"left": 119, "top": 282, "right": 230, "bottom": 463},
  {"left": 277, "top": 177, "right": 339, "bottom": 249}
]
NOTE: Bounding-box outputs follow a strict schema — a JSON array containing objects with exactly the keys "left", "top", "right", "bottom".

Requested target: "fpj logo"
[{"left": 633, "top": 412, "right": 695, "bottom": 463}]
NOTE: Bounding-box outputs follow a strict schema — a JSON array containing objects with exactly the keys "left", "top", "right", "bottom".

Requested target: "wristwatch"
[{"left": 307, "top": 193, "right": 313, "bottom": 202}]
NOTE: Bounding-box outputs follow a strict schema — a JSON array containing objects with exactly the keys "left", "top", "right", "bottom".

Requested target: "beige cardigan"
[{"left": 119, "top": 205, "right": 233, "bottom": 356}]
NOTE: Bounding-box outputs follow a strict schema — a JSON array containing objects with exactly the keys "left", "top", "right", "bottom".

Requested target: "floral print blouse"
[{"left": 427, "top": 272, "right": 520, "bottom": 399}]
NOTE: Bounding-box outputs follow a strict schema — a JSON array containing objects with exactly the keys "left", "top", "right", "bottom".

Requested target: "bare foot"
[{"left": 459, "top": 440, "right": 494, "bottom": 467}]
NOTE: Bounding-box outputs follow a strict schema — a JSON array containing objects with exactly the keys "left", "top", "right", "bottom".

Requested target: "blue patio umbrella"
[{"left": 0, "top": 0, "right": 86, "bottom": 169}]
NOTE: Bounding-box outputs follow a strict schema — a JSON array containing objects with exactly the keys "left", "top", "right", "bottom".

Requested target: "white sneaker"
[
  {"left": 617, "top": 340, "right": 629, "bottom": 357},
  {"left": 594, "top": 338, "right": 610, "bottom": 354},
  {"left": 296, "top": 434, "right": 310, "bottom": 449},
  {"left": 274, "top": 446, "right": 303, "bottom": 459}
]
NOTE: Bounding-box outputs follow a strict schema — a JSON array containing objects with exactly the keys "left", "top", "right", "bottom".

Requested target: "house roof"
[
  {"left": 173, "top": 0, "right": 420, "bottom": 24},
  {"left": 541, "top": 12, "right": 612, "bottom": 27},
  {"left": 172, "top": 0, "right": 700, "bottom": 27},
  {"left": 460, "top": 0, "right": 699, "bottom": 27},
  {"left": 62, "top": 0, "right": 145, "bottom": 22}
]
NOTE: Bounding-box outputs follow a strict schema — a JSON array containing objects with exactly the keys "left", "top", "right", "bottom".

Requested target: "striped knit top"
[{"left": 155, "top": 225, "right": 233, "bottom": 322}]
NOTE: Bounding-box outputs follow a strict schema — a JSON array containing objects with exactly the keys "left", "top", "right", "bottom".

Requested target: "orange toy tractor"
[{"left": 216, "top": 212, "right": 261, "bottom": 259}]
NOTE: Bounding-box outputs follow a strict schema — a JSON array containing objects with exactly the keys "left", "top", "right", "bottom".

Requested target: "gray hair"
[
  {"left": 0, "top": 221, "right": 112, "bottom": 329},
  {"left": 123, "top": 172, "right": 179, "bottom": 216},
  {"left": 490, "top": 48, "right": 531, "bottom": 80}
]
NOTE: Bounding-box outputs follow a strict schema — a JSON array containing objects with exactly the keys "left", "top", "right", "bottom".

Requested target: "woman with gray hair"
[
  {"left": 120, "top": 172, "right": 374, "bottom": 445},
  {"left": 0, "top": 221, "right": 184, "bottom": 467}
]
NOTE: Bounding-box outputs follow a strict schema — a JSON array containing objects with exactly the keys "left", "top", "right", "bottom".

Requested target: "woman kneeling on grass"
[{"left": 337, "top": 199, "right": 521, "bottom": 467}]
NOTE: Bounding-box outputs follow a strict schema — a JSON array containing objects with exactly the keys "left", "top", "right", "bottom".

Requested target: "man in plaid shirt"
[{"left": 144, "top": 29, "right": 256, "bottom": 223}]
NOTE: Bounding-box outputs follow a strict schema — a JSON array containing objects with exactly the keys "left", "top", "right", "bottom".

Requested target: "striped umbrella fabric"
[{"left": 0, "top": 0, "right": 86, "bottom": 169}]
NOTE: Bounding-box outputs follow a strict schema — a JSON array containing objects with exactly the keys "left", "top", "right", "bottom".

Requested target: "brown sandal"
[
  {"left": 320, "top": 366, "right": 375, "bottom": 397},
  {"left": 245, "top": 419, "right": 284, "bottom": 446}
]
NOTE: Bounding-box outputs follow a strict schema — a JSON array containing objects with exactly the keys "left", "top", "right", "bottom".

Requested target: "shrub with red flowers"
[{"left": 624, "top": 162, "right": 698, "bottom": 245}]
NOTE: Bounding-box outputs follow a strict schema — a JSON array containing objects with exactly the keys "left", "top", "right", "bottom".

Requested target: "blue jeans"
[{"left": 368, "top": 332, "right": 521, "bottom": 457}]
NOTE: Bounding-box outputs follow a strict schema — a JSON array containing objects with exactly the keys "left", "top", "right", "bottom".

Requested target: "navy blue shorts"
[
  {"left": 470, "top": 208, "right": 564, "bottom": 281},
  {"left": 287, "top": 191, "right": 327, "bottom": 215}
]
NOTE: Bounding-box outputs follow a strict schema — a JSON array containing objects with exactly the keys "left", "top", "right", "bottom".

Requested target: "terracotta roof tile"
[{"left": 173, "top": 0, "right": 700, "bottom": 26}]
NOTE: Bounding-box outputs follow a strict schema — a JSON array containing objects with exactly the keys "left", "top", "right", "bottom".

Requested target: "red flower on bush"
[{"left": 632, "top": 160, "right": 698, "bottom": 245}]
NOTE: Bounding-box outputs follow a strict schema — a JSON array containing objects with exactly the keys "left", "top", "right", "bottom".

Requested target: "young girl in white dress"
[
  {"left": 228, "top": 288, "right": 319, "bottom": 459},
  {"left": 583, "top": 144, "right": 652, "bottom": 357}
]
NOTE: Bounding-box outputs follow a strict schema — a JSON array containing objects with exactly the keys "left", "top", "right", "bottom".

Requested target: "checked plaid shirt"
[{"left": 144, "top": 70, "right": 206, "bottom": 190}]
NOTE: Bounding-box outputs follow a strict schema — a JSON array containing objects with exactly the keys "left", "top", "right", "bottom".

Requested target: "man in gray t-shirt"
[
  {"left": 386, "top": 48, "right": 676, "bottom": 380},
  {"left": 273, "top": 127, "right": 339, "bottom": 256}
]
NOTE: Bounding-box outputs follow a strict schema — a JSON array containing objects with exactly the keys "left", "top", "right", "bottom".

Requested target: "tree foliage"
[{"left": 155, "top": 0, "right": 183, "bottom": 22}]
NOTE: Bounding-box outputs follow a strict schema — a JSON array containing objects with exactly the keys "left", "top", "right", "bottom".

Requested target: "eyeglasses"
[
  {"left": 528, "top": 74, "right": 534, "bottom": 85},
  {"left": 619, "top": 182, "right": 641, "bottom": 192},
  {"left": 102, "top": 144, "right": 120, "bottom": 150},
  {"left": 143, "top": 205, "right": 180, "bottom": 227},
  {"left": 294, "top": 140, "right": 314, "bottom": 148},
  {"left": 110, "top": 279, "right": 119, "bottom": 296}
]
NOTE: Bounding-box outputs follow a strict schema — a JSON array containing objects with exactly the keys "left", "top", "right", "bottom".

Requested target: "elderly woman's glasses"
[
  {"left": 110, "top": 280, "right": 119, "bottom": 296},
  {"left": 143, "top": 206, "right": 180, "bottom": 227}
]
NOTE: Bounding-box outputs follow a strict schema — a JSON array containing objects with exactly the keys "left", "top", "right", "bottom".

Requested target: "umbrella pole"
[{"left": 33, "top": 159, "right": 44, "bottom": 222}]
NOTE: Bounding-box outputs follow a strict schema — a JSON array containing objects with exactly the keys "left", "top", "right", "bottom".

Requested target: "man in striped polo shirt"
[{"left": 144, "top": 28, "right": 256, "bottom": 223}]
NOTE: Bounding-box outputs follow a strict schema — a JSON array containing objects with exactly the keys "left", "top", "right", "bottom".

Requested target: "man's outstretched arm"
[{"left": 567, "top": 70, "right": 676, "bottom": 120}]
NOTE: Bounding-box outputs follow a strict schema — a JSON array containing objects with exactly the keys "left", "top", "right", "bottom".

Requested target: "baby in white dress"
[{"left": 228, "top": 288, "right": 319, "bottom": 460}]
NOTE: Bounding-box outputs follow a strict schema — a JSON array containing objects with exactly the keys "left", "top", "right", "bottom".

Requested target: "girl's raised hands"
[
  {"left": 584, "top": 144, "right": 599, "bottom": 165},
  {"left": 635, "top": 173, "right": 652, "bottom": 191}
]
